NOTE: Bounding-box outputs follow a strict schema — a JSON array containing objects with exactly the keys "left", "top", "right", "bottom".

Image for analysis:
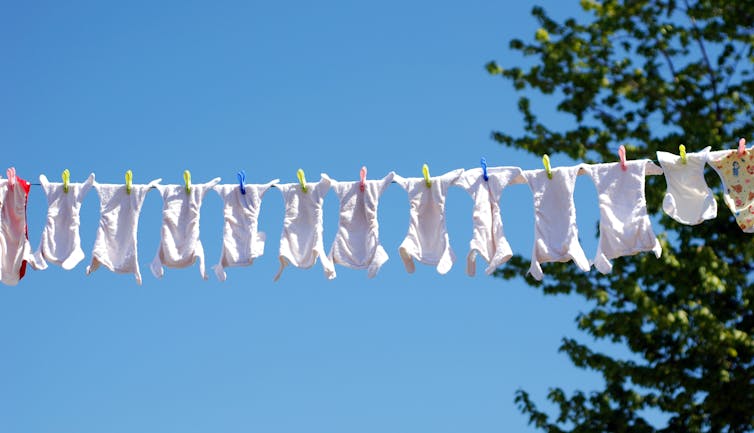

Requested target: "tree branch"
[{"left": 684, "top": 0, "right": 722, "bottom": 122}]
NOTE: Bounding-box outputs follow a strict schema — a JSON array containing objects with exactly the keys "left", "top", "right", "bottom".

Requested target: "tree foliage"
[{"left": 487, "top": 1, "right": 754, "bottom": 432}]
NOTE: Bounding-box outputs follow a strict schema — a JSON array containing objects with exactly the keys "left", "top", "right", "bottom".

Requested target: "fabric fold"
[
  {"left": 213, "top": 179, "right": 278, "bottom": 281},
  {"left": 275, "top": 174, "right": 334, "bottom": 281},
  {"left": 521, "top": 166, "right": 590, "bottom": 281},
  {"left": 394, "top": 169, "right": 464, "bottom": 275},
  {"left": 456, "top": 166, "right": 523, "bottom": 276},
  {"left": 150, "top": 177, "right": 221, "bottom": 280},
  {"left": 328, "top": 172, "right": 395, "bottom": 278},
  {"left": 657, "top": 146, "right": 716, "bottom": 225},
  {"left": 32, "top": 173, "right": 95, "bottom": 270},
  {"left": 87, "top": 179, "right": 161, "bottom": 285},
  {"left": 583, "top": 161, "right": 662, "bottom": 274}
]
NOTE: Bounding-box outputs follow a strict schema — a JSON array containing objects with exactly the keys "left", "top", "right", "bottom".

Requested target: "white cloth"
[
  {"left": 213, "top": 179, "right": 278, "bottom": 282},
  {"left": 32, "top": 173, "right": 95, "bottom": 270},
  {"left": 150, "top": 178, "right": 221, "bottom": 280},
  {"left": 394, "top": 169, "right": 464, "bottom": 275},
  {"left": 521, "top": 166, "right": 590, "bottom": 281},
  {"left": 456, "top": 166, "right": 523, "bottom": 276},
  {"left": 87, "top": 179, "right": 161, "bottom": 285},
  {"left": 657, "top": 147, "right": 716, "bottom": 225},
  {"left": 0, "top": 178, "right": 33, "bottom": 286},
  {"left": 274, "top": 174, "right": 335, "bottom": 281},
  {"left": 583, "top": 160, "right": 663, "bottom": 274},
  {"left": 328, "top": 172, "right": 395, "bottom": 278}
]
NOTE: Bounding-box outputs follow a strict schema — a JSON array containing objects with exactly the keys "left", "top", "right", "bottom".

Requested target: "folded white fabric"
[
  {"left": 582, "top": 160, "right": 663, "bottom": 274},
  {"left": 213, "top": 179, "right": 279, "bottom": 281},
  {"left": 657, "top": 146, "right": 716, "bottom": 225},
  {"left": 394, "top": 169, "right": 464, "bottom": 275},
  {"left": 150, "top": 178, "right": 221, "bottom": 280},
  {"left": 0, "top": 177, "right": 33, "bottom": 286},
  {"left": 32, "top": 173, "right": 95, "bottom": 270},
  {"left": 456, "top": 166, "right": 524, "bottom": 276},
  {"left": 521, "top": 166, "right": 590, "bottom": 281},
  {"left": 87, "top": 179, "right": 161, "bottom": 285},
  {"left": 329, "top": 172, "right": 395, "bottom": 278},
  {"left": 275, "top": 174, "right": 335, "bottom": 281}
]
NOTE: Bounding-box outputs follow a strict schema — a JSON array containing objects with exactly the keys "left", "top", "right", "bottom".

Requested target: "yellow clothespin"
[
  {"left": 422, "top": 163, "right": 431, "bottom": 188},
  {"left": 125, "top": 170, "right": 133, "bottom": 194},
  {"left": 542, "top": 154, "right": 552, "bottom": 179},
  {"left": 183, "top": 170, "right": 191, "bottom": 194},
  {"left": 62, "top": 169, "right": 70, "bottom": 193},
  {"left": 679, "top": 144, "right": 687, "bottom": 164},
  {"left": 297, "top": 168, "right": 308, "bottom": 193}
]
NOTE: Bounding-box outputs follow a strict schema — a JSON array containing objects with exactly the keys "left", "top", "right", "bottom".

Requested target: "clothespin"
[
  {"left": 542, "top": 155, "right": 552, "bottom": 179},
  {"left": 6, "top": 167, "right": 16, "bottom": 187},
  {"left": 359, "top": 166, "right": 367, "bottom": 192},
  {"left": 125, "top": 170, "right": 133, "bottom": 194},
  {"left": 237, "top": 170, "right": 246, "bottom": 195},
  {"left": 738, "top": 138, "right": 747, "bottom": 157},
  {"left": 480, "top": 157, "right": 489, "bottom": 181},
  {"left": 62, "top": 169, "right": 70, "bottom": 193},
  {"left": 297, "top": 168, "right": 308, "bottom": 193},
  {"left": 618, "top": 145, "right": 627, "bottom": 171},
  {"left": 679, "top": 145, "right": 687, "bottom": 165},
  {"left": 422, "top": 163, "right": 431, "bottom": 188},
  {"left": 183, "top": 170, "right": 192, "bottom": 194}
]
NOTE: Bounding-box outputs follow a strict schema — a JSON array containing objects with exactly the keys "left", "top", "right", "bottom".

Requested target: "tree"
[{"left": 486, "top": 1, "right": 754, "bottom": 432}]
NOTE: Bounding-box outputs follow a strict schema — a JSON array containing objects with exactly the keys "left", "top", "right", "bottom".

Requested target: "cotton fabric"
[
  {"left": 213, "top": 179, "right": 278, "bottom": 281},
  {"left": 657, "top": 147, "right": 716, "bottom": 225},
  {"left": 0, "top": 177, "right": 32, "bottom": 285},
  {"left": 328, "top": 172, "right": 395, "bottom": 278},
  {"left": 521, "top": 166, "right": 590, "bottom": 281},
  {"left": 394, "top": 169, "right": 464, "bottom": 275},
  {"left": 150, "top": 178, "right": 221, "bottom": 280},
  {"left": 709, "top": 149, "right": 754, "bottom": 232},
  {"left": 582, "top": 161, "right": 663, "bottom": 274},
  {"left": 275, "top": 174, "right": 335, "bottom": 281},
  {"left": 456, "top": 166, "right": 523, "bottom": 276},
  {"left": 87, "top": 179, "right": 161, "bottom": 284},
  {"left": 32, "top": 173, "right": 95, "bottom": 270}
]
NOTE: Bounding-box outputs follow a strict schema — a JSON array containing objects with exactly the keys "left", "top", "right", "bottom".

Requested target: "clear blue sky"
[{"left": 1, "top": 1, "right": 624, "bottom": 432}]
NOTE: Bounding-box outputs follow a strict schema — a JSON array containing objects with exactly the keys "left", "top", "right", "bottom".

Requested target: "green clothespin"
[
  {"left": 297, "top": 168, "right": 308, "bottom": 193},
  {"left": 125, "top": 170, "right": 133, "bottom": 194},
  {"left": 422, "top": 163, "right": 431, "bottom": 188},
  {"left": 62, "top": 169, "right": 70, "bottom": 193},
  {"left": 542, "top": 154, "right": 552, "bottom": 179},
  {"left": 183, "top": 170, "right": 191, "bottom": 194}
]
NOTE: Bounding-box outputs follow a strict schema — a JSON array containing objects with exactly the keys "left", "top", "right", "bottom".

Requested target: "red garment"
[{"left": 1, "top": 175, "right": 31, "bottom": 285}]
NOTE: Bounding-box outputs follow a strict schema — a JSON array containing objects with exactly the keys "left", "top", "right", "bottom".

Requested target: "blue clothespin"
[
  {"left": 480, "top": 157, "right": 489, "bottom": 181},
  {"left": 237, "top": 170, "right": 246, "bottom": 195}
]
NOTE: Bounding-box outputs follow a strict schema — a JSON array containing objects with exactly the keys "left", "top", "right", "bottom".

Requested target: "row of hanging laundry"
[{"left": 0, "top": 141, "right": 749, "bottom": 286}]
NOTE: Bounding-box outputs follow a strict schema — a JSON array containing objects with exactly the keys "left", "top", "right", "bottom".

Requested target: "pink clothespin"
[
  {"left": 6, "top": 167, "right": 16, "bottom": 187},
  {"left": 618, "top": 145, "right": 627, "bottom": 171},
  {"left": 738, "top": 138, "right": 747, "bottom": 157},
  {"left": 359, "top": 166, "right": 367, "bottom": 192}
]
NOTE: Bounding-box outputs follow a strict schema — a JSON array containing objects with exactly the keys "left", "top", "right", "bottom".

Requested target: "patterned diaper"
[{"left": 709, "top": 149, "right": 754, "bottom": 232}]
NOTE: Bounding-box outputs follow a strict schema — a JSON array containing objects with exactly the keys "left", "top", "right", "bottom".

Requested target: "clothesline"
[{"left": 0, "top": 145, "right": 750, "bottom": 286}]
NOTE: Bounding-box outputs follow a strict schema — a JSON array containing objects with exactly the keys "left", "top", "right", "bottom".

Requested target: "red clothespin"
[
  {"left": 618, "top": 145, "right": 627, "bottom": 171},
  {"left": 359, "top": 166, "right": 367, "bottom": 192},
  {"left": 738, "top": 138, "right": 747, "bottom": 157},
  {"left": 6, "top": 167, "right": 16, "bottom": 187}
]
